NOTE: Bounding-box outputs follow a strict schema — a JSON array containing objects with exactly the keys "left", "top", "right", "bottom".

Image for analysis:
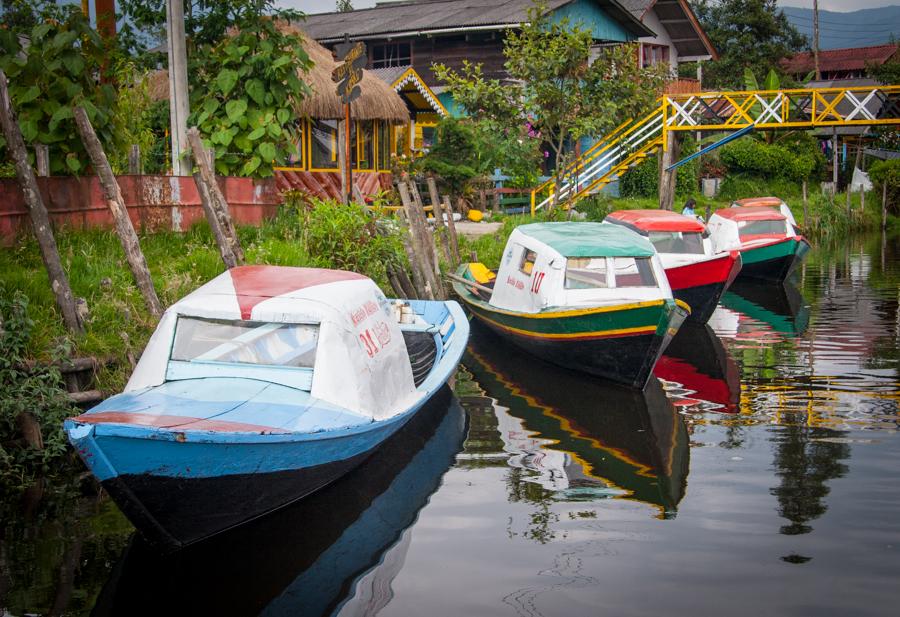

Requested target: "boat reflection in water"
[
  {"left": 713, "top": 279, "right": 810, "bottom": 340},
  {"left": 92, "top": 389, "right": 466, "bottom": 617},
  {"left": 464, "top": 323, "right": 689, "bottom": 518},
  {"left": 654, "top": 322, "right": 742, "bottom": 414}
]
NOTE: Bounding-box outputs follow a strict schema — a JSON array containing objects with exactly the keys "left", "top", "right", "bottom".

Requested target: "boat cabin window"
[
  {"left": 171, "top": 317, "right": 319, "bottom": 368},
  {"left": 519, "top": 249, "right": 538, "bottom": 275},
  {"left": 648, "top": 231, "right": 705, "bottom": 255},
  {"left": 610, "top": 257, "right": 657, "bottom": 288},
  {"left": 565, "top": 257, "right": 609, "bottom": 289},
  {"left": 738, "top": 219, "right": 786, "bottom": 237}
]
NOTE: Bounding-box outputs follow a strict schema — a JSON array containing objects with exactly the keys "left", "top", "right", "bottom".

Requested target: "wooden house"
[{"left": 301, "top": 0, "right": 655, "bottom": 114}]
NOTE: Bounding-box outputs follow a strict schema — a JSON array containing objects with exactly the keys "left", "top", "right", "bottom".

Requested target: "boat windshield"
[
  {"left": 738, "top": 220, "right": 786, "bottom": 238},
  {"left": 610, "top": 257, "right": 658, "bottom": 288},
  {"left": 565, "top": 257, "right": 657, "bottom": 289},
  {"left": 565, "top": 257, "right": 608, "bottom": 289},
  {"left": 648, "top": 231, "right": 705, "bottom": 255},
  {"left": 171, "top": 317, "right": 319, "bottom": 368}
]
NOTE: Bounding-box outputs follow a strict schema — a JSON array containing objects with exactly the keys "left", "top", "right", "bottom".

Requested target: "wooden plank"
[
  {"left": 442, "top": 196, "right": 461, "bottom": 265},
  {"left": 0, "top": 70, "right": 82, "bottom": 333},
  {"left": 74, "top": 106, "right": 163, "bottom": 318}
]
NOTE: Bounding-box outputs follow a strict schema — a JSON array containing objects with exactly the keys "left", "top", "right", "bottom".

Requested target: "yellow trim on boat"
[
  {"left": 474, "top": 310, "right": 657, "bottom": 340},
  {"left": 674, "top": 299, "right": 692, "bottom": 313},
  {"left": 456, "top": 295, "right": 666, "bottom": 319}
]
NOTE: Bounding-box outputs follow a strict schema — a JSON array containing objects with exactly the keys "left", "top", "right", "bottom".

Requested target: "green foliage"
[
  {"left": 0, "top": 2, "right": 117, "bottom": 175},
  {"left": 434, "top": 1, "right": 667, "bottom": 205},
  {"left": 868, "top": 159, "right": 900, "bottom": 214},
  {"left": 419, "top": 119, "right": 482, "bottom": 195},
  {"left": 336, "top": 0, "right": 354, "bottom": 12},
  {"left": 867, "top": 59, "right": 900, "bottom": 85},
  {"left": 0, "top": 291, "right": 77, "bottom": 487},
  {"left": 189, "top": 11, "right": 312, "bottom": 178},
  {"left": 719, "top": 136, "right": 822, "bottom": 183},
  {"left": 108, "top": 63, "right": 159, "bottom": 174},
  {"left": 620, "top": 135, "right": 699, "bottom": 198},
  {"left": 692, "top": 0, "right": 807, "bottom": 90}
]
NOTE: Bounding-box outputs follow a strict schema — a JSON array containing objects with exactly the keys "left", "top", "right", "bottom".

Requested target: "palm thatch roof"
[{"left": 146, "top": 25, "right": 409, "bottom": 124}]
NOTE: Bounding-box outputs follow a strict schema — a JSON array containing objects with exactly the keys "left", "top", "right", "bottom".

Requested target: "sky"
[{"left": 279, "top": 0, "right": 900, "bottom": 15}]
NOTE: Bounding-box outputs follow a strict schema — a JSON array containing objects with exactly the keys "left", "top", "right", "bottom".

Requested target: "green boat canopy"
[{"left": 517, "top": 222, "right": 655, "bottom": 258}]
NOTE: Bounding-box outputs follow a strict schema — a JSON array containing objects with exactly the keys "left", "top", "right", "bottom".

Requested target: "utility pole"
[
  {"left": 813, "top": 0, "right": 821, "bottom": 80},
  {"left": 166, "top": 0, "right": 191, "bottom": 176}
]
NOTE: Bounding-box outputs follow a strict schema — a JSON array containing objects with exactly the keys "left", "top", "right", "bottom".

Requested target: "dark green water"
[{"left": 2, "top": 231, "right": 899, "bottom": 616}]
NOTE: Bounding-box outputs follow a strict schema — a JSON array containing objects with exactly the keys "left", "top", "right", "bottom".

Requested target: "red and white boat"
[
  {"left": 706, "top": 200, "right": 810, "bottom": 282},
  {"left": 604, "top": 209, "right": 742, "bottom": 323}
]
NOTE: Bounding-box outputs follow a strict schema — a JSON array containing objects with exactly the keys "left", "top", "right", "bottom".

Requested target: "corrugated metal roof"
[
  {"left": 301, "top": 0, "right": 651, "bottom": 41},
  {"left": 782, "top": 44, "right": 899, "bottom": 75},
  {"left": 619, "top": 0, "right": 652, "bottom": 18}
]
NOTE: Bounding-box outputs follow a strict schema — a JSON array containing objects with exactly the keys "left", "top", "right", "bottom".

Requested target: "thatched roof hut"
[{"left": 147, "top": 26, "right": 409, "bottom": 124}]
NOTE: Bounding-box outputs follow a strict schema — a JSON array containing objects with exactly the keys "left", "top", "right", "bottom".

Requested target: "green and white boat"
[{"left": 451, "top": 222, "right": 689, "bottom": 389}]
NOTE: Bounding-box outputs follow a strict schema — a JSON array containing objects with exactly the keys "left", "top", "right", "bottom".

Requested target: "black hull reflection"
[
  {"left": 464, "top": 322, "right": 689, "bottom": 517},
  {"left": 720, "top": 279, "right": 810, "bottom": 337},
  {"left": 92, "top": 388, "right": 466, "bottom": 617},
  {"left": 655, "top": 322, "right": 742, "bottom": 413}
]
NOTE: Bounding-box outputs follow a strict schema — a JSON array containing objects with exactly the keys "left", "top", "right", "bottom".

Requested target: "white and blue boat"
[{"left": 65, "top": 265, "right": 468, "bottom": 549}]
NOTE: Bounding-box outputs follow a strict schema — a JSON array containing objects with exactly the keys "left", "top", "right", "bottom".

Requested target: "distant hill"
[{"left": 782, "top": 6, "right": 900, "bottom": 50}]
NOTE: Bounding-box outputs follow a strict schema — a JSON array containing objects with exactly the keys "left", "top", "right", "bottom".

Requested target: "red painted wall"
[{"left": 0, "top": 175, "right": 283, "bottom": 246}]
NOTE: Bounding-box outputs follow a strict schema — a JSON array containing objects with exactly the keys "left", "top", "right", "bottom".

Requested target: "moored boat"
[
  {"left": 707, "top": 203, "right": 810, "bottom": 282},
  {"left": 64, "top": 265, "right": 469, "bottom": 549},
  {"left": 604, "top": 209, "right": 742, "bottom": 323},
  {"left": 451, "top": 222, "right": 689, "bottom": 388}
]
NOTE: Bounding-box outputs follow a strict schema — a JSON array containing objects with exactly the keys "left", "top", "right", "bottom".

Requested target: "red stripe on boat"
[
  {"left": 230, "top": 265, "right": 367, "bottom": 319},
  {"left": 715, "top": 206, "right": 785, "bottom": 221},
  {"left": 70, "top": 411, "right": 290, "bottom": 434},
  {"left": 666, "top": 252, "right": 741, "bottom": 291}
]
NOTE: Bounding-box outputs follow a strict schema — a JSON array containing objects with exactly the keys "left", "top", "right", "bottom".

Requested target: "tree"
[
  {"left": 692, "top": 0, "right": 808, "bottom": 90},
  {"left": 0, "top": 2, "right": 117, "bottom": 175},
  {"left": 434, "top": 1, "right": 667, "bottom": 208},
  {"left": 336, "top": 0, "right": 354, "bottom": 12}
]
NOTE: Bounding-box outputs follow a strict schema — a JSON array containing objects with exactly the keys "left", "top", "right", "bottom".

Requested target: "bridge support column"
[{"left": 658, "top": 131, "right": 680, "bottom": 211}]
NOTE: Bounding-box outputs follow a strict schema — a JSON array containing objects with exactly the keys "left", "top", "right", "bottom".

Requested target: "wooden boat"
[
  {"left": 64, "top": 265, "right": 469, "bottom": 549},
  {"left": 707, "top": 202, "right": 810, "bottom": 282},
  {"left": 451, "top": 222, "right": 689, "bottom": 388},
  {"left": 604, "top": 209, "right": 742, "bottom": 323}
]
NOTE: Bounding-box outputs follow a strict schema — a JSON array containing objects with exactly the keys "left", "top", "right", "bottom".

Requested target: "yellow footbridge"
[{"left": 530, "top": 85, "right": 900, "bottom": 213}]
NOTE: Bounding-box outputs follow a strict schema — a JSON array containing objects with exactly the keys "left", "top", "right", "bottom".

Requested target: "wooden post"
[
  {"left": 187, "top": 127, "right": 244, "bottom": 266},
  {"left": 0, "top": 72, "right": 81, "bottom": 333},
  {"left": 345, "top": 103, "right": 352, "bottom": 205},
  {"left": 35, "top": 144, "right": 49, "bottom": 177},
  {"left": 410, "top": 181, "right": 445, "bottom": 296},
  {"left": 74, "top": 106, "right": 163, "bottom": 318},
  {"left": 128, "top": 144, "right": 141, "bottom": 174},
  {"left": 398, "top": 182, "right": 438, "bottom": 300},
  {"left": 658, "top": 131, "right": 680, "bottom": 211},
  {"left": 802, "top": 180, "right": 808, "bottom": 227},
  {"left": 442, "top": 196, "right": 461, "bottom": 265},
  {"left": 427, "top": 176, "right": 452, "bottom": 264},
  {"left": 882, "top": 181, "right": 888, "bottom": 230},
  {"left": 847, "top": 143, "right": 862, "bottom": 217}
]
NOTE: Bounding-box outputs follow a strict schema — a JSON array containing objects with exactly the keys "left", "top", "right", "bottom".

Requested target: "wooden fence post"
[
  {"left": 426, "top": 176, "right": 452, "bottom": 264},
  {"left": 802, "top": 180, "right": 808, "bottom": 227},
  {"left": 0, "top": 71, "right": 82, "bottom": 333},
  {"left": 187, "top": 127, "right": 244, "bottom": 267},
  {"left": 882, "top": 182, "right": 888, "bottom": 230},
  {"left": 73, "top": 106, "right": 163, "bottom": 319},
  {"left": 410, "top": 181, "right": 445, "bottom": 298},
  {"left": 398, "top": 182, "right": 439, "bottom": 300},
  {"left": 128, "top": 144, "right": 141, "bottom": 175},
  {"left": 35, "top": 144, "right": 49, "bottom": 177},
  {"left": 442, "top": 196, "right": 460, "bottom": 265}
]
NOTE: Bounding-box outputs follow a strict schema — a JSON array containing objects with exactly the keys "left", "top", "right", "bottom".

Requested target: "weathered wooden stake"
[
  {"left": 400, "top": 232, "right": 427, "bottom": 299},
  {"left": 0, "top": 71, "right": 81, "bottom": 333},
  {"left": 802, "top": 180, "right": 808, "bottom": 227},
  {"left": 442, "top": 196, "right": 461, "bottom": 265},
  {"left": 658, "top": 131, "right": 680, "bottom": 211},
  {"left": 74, "top": 106, "right": 163, "bottom": 318},
  {"left": 398, "top": 182, "right": 438, "bottom": 300},
  {"left": 882, "top": 181, "right": 888, "bottom": 230},
  {"left": 128, "top": 144, "right": 141, "bottom": 174},
  {"left": 187, "top": 127, "right": 244, "bottom": 266},
  {"left": 427, "top": 176, "right": 452, "bottom": 264},
  {"left": 411, "top": 182, "right": 445, "bottom": 298},
  {"left": 35, "top": 144, "right": 49, "bottom": 177}
]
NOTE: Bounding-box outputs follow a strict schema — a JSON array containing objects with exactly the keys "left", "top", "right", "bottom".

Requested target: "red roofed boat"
[
  {"left": 707, "top": 201, "right": 809, "bottom": 282},
  {"left": 604, "top": 210, "right": 742, "bottom": 323}
]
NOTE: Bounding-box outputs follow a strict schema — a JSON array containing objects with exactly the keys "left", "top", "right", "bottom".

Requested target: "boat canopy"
[
  {"left": 732, "top": 197, "right": 784, "bottom": 208},
  {"left": 605, "top": 210, "right": 706, "bottom": 234},
  {"left": 126, "top": 266, "right": 417, "bottom": 421},
  {"left": 517, "top": 222, "right": 656, "bottom": 257},
  {"left": 715, "top": 206, "right": 786, "bottom": 222},
  {"left": 489, "top": 223, "right": 671, "bottom": 313}
]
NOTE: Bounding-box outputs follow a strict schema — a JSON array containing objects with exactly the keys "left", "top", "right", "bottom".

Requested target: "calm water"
[{"left": 2, "top": 231, "right": 899, "bottom": 616}]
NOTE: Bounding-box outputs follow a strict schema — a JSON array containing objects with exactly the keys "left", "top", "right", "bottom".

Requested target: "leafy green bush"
[
  {"left": 0, "top": 2, "right": 116, "bottom": 175},
  {"left": 718, "top": 174, "right": 805, "bottom": 202},
  {"left": 620, "top": 135, "right": 699, "bottom": 198},
  {"left": 419, "top": 119, "right": 482, "bottom": 196},
  {"left": 190, "top": 15, "right": 311, "bottom": 177},
  {"left": 868, "top": 159, "right": 900, "bottom": 214},
  {"left": 0, "top": 291, "right": 76, "bottom": 487},
  {"left": 719, "top": 136, "right": 822, "bottom": 183}
]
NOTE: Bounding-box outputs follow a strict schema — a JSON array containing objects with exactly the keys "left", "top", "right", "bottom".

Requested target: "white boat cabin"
[
  {"left": 603, "top": 209, "right": 722, "bottom": 268},
  {"left": 488, "top": 222, "right": 673, "bottom": 314},
  {"left": 707, "top": 206, "right": 796, "bottom": 253},
  {"left": 126, "top": 266, "right": 418, "bottom": 421}
]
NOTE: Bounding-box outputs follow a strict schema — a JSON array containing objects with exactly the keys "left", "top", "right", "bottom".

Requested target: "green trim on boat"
[{"left": 741, "top": 238, "right": 801, "bottom": 265}]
